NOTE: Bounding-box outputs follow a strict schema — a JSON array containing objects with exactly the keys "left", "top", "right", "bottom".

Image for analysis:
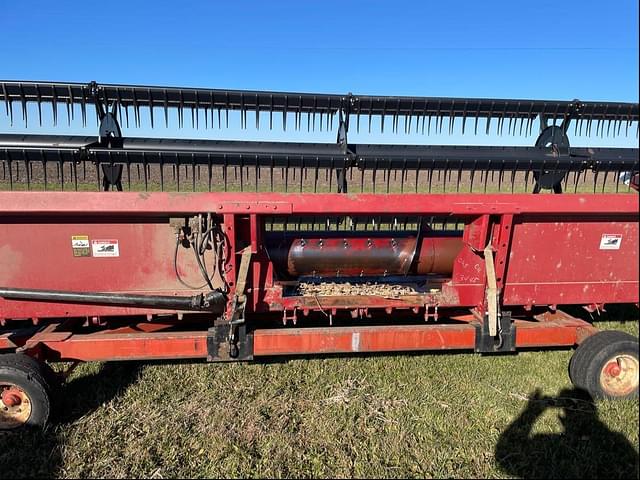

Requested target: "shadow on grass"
[
  {"left": 496, "top": 387, "right": 638, "bottom": 479},
  {"left": 0, "top": 362, "right": 143, "bottom": 479}
]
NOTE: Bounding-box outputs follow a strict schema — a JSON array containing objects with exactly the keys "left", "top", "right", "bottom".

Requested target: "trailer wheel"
[
  {"left": 0, "top": 354, "right": 52, "bottom": 430},
  {"left": 569, "top": 331, "right": 639, "bottom": 400}
]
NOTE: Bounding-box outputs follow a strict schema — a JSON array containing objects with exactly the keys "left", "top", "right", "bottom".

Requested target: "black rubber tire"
[
  {"left": 568, "top": 331, "right": 618, "bottom": 389},
  {"left": 568, "top": 331, "right": 639, "bottom": 400},
  {"left": 0, "top": 353, "right": 52, "bottom": 430}
]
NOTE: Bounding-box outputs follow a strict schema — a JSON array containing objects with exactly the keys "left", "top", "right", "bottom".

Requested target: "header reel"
[{"left": 0, "top": 80, "right": 638, "bottom": 194}]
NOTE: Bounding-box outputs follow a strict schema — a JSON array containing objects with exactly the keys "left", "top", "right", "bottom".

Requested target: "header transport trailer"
[{"left": 0, "top": 80, "right": 638, "bottom": 430}]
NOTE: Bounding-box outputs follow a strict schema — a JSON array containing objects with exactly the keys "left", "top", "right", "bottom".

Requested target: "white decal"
[
  {"left": 600, "top": 234, "right": 622, "bottom": 250},
  {"left": 91, "top": 239, "right": 120, "bottom": 257}
]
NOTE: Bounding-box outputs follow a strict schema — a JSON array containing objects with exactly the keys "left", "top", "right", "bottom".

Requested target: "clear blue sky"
[{"left": 1, "top": 0, "right": 638, "bottom": 147}]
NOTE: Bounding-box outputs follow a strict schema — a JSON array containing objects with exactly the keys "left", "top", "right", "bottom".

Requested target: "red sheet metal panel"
[
  {"left": 0, "top": 192, "right": 637, "bottom": 323},
  {"left": 37, "top": 331, "right": 208, "bottom": 362},
  {"left": 0, "top": 219, "right": 209, "bottom": 320},
  {"left": 514, "top": 319, "right": 596, "bottom": 347},
  {"left": 503, "top": 217, "right": 639, "bottom": 306},
  {"left": 252, "top": 317, "right": 594, "bottom": 357},
  {"left": 253, "top": 324, "right": 478, "bottom": 356},
  {"left": 0, "top": 192, "right": 637, "bottom": 216}
]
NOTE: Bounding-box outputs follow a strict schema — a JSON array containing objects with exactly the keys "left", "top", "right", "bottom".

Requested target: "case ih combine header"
[{"left": 0, "top": 80, "right": 638, "bottom": 429}]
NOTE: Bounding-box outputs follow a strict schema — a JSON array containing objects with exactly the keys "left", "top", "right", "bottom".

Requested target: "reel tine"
[
  {"left": 443, "top": 159, "right": 450, "bottom": 193},
  {"left": 35, "top": 84, "right": 43, "bottom": 126},
  {"left": 143, "top": 153, "right": 148, "bottom": 191},
  {"left": 209, "top": 93, "right": 215, "bottom": 129},
  {"left": 452, "top": 162, "right": 460, "bottom": 193},
  {"left": 462, "top": 101, "right": 468, "bottom": 135},
  {"left": 486, "top": 102, "right": 493, "bottom": 135},
  {"left": 148, "top": 88, "right": 155, "bottom": 129},
  {"left": 191, "top": 154, "right": 196, "bottom": 192},
  {"left": 57, "top": 151, "right": 64, "bottom": 190},
  {"left": 2, "top": 83, "right": 13, "bottom": 126},
  {"left": 254, "top": 155, "right": 260, "bottom": 192},
  {"left": 159, "top": 156, "right": 165, "bottom": 192},
  {"left": 510, "top": 165, "right": 516, "bottom": 193},
  {"left": 93, "top": 160, "right": 99, "bottom": 191},
  {"left": 13, "top": 161, "right": 24, "bottom": 188},
  {"left": 164, "top": 89, "right": 170, "bottom": 128},
  {"left": 6, "top": 151, "right": 13, "bottom": 190},
  {"left": 126, "top": 160, "right": 132, "bottom": 191},
  {"left": 483, "top": 162, "right": 490, "bottom": 193},
  {"left": 372, "top": 159, "right": 378, "bottom": 194},
  {"left": 175, "top": 158, "right": 181, "bottom": 192},
  {"left": 19, "top": 83, "right": 28, "bottom": 128},
  {"left": 41, "top": 152, "right": 48, "bottom": 190},
  {"left": 270, "top": 156, "right": 275, "bottom": 193},
  {"left": 71, "top": 156, "right": 78, "bottom": 191},
  {"left": 17, "top": 158, "right": 28, "bottom": 191},
  {"left": 313, "top": 158, "right": 319, "bottom": 193},
  {"left": 223, "top": 155, "right": 228, "bottom": 192},
  {"left": 401, "top": 161, "right": 407, "bottom": 194},
  {"left": 284, "top": 157, "right": 290, "bottom": 192},
  {"left": 133, "top": 88, "right": 141, "bottom": 128},
  {"left": 474, "top": 110, "right": 479, "bottom": 135},
  {"left": 470, "top": 161, "right": 477, "bottom": 193},
  {"left": 239, "top": 156, "right": 245, "bottom": 192},
  {"left": 299, "top": 159, "right": 304, "bottom": 193}
]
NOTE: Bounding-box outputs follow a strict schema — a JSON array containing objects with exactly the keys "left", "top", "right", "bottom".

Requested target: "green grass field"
[{"left": 1, "top": 313, "right": 637, "bottom": 479}]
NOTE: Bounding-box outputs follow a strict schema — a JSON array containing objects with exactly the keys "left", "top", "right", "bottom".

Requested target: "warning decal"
[
  {"left": 600, "top": 234, "right": 622, "bottom": 250},
  {"left": 71, "top": 235, "right": 90, "bottom": 257},
  {"left": 91, "top": 239, "right": 120, "bottom": 257}
]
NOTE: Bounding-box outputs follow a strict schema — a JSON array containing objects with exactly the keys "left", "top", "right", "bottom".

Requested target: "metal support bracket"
[
  {"left": 89, "top": 81, "right": 123, "bottom": 146},
  {"left": 424, "top": 303, "right": 439, "bottom": 322},
  {"left": 336, "top": 93, "right": 356, "bottom": 193},
  {"left": 283, "top": 308, "right": 298, "bottom": 326},
  {"left": 225, "top": 246, "right": 253, "bottom": 357},
  {"left": 475, "top": 311, "right": 516, "bottom": 353},
  {"left": 533, "top": 103, "right": 577, "bottom": 194},
  {"left": 79, "top": 81, "right": 125, "bottom": 191},
  {"left": 559, "top": 99, "right": 583, "bottom": 134},
  {"left": 207, "top": 323, "right": 253, "bottom": 361},
  {"left": 101, "top": 164, "right": 124, "bottom": 191},
  {"left": 483, "top": 244, "right": 499, "bottom": 337}
]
